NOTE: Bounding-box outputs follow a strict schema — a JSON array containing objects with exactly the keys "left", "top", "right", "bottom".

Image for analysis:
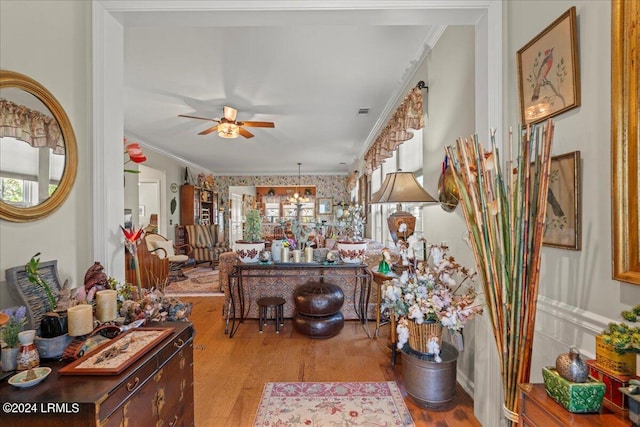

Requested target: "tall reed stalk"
[{"left": 445, "top": 120, "right": 554, "bottom": 425}]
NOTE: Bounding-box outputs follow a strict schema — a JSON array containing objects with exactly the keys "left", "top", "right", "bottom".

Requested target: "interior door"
[{"left": 230, "top": 193, "right": 243, "bottom": 247}]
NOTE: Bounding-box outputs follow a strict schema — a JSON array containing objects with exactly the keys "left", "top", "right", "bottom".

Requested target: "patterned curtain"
[
  {"left": 0, "top": 99, "right": 64, "bottom": 155},
  {"left": 364, "top": 86, "right": 424, "bottom": 174}
]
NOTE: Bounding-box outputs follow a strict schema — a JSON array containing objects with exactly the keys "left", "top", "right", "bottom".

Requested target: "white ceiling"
[{"left": 122, "top": 9, "right": 444, "bottom": 175}]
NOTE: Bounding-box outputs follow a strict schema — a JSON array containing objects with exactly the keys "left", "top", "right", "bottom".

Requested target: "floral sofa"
[{"left": 184, "top": 224, "right": 232, "bottom": 267}]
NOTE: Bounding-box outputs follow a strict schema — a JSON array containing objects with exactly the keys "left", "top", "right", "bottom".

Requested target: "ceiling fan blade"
[
  {"left": 178, "top": 114, "right": 219, "bottom": 122},
  {"left": 238, "top": 121, "right": 275, "bottom": 128},
  {"left": 238, "top": 127, "right": 254, "bottom": 138},
  {"left": 198, "top": 125, "right": 219, "bottom": 135},
  {"left": 223, "top": 106, "right": 237, "bottom": 122}
]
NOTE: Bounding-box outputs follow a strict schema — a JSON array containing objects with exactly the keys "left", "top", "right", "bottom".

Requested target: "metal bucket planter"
[{"left": 401, "top": 341, "right": 459, "bottom": 411}]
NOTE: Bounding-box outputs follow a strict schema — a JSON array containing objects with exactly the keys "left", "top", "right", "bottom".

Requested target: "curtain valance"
[
  {"left": 0, "top": 99, "right": 64, "bottom": 155},
  {"left": 363, "top": 86, "right": 424, "bottom": 174}
]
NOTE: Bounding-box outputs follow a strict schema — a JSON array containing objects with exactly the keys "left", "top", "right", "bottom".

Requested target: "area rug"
[
  {"left": 163, "top": 267, "right": 223, "bottom": 297},
  {"left": 253, "top": 381, "right": 415, "bottom": 427}
]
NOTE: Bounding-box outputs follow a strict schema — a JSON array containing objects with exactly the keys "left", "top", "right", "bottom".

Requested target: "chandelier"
[{"left": 289, "top": 162, "right": 309, "bottom": 204}]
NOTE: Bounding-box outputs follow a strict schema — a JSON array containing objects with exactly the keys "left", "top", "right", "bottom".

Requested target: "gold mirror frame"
[
  {"left": 0, "top": 70, "right": 78, "bottom": 222},
  {"left": 612, "top": 1, "right": 640, "bottom": 285}
]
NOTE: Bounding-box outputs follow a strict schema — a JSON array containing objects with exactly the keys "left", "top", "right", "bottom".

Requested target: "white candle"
[
  {"left": 96, "top": 290, "right": 117, "bottom": 323},
  {"left": 304, "top": 247, "right": 314, "bottom": 263},
  {"left": 292, "top": 249, "right": 301, "bottom": 263},
  {"left": 67, "top": 304, "right": 94, "bottom": 336},
  {"left": 282, "top": 247, "right": 290, "bottom": 263}
]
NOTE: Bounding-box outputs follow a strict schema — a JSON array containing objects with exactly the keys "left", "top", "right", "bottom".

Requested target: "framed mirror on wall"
[
  {"left": 0, "top": 70, "right": 78, "bottom": 222},
  {"left": 612, "top": 1, "right": 640, "bottom": 285}
]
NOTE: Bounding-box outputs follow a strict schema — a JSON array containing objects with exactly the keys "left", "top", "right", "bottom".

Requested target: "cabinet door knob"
[
  {"left": 126, "top": 377, "right": 139, "bottom": 391},
  {"left": 174, "top": 338, "right": 185, "bottom": 348}
]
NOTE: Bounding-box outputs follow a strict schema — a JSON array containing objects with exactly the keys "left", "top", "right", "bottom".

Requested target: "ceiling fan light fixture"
[{"left": 218, "top": 122, "right": 239, "bottom": 138}]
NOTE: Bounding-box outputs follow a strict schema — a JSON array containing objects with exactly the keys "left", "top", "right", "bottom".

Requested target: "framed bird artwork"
[{"left": 517, "top": 6, "right": 580, "bottom": 125}]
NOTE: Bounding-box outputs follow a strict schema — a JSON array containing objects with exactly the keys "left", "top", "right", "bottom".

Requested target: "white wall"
[
  {"left": 505, "top": 0, "right": 638, "bottom": 384},
  {"left": 0, "top": 0, "right": 92, "bottom": 307},
  {"left": 421, "top": 25, "right": 478, "bottom": 393}
]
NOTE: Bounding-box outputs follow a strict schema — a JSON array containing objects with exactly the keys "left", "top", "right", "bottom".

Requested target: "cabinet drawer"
[
  {"left": 98, "top": 358, "right": 158, "bottom": 421},
  {"left": 158, "top": 325, "right": 193, "bottom": 363},
  {"left": 520, "top": 395, "right": 564, "bottom": 427}
]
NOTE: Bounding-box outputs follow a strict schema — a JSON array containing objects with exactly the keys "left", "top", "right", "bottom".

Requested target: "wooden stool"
[{"left": 257, "top": 296, "right": 285, "bottom": 333}]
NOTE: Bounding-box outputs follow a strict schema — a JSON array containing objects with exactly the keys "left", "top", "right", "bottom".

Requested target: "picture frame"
[
  {"left": 317, "top": 198, "right": 332, "bottom": 216},
  {"left": 543, "top": 151, "right": 581, "bottom": 250},
  {"left": 59, "top": 328, "right": 173, "bottom": 375},
  {"left": 138, "top": 204, "right": 145, "bottom": 217},
  {"left": 517, "top": 7, "right": 580, "bottom": 125}
]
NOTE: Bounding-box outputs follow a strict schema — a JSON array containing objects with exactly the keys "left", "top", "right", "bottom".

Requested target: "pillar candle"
[
  {"left": 304, "top": 247, "right": 314, "bottom": 263},
  {"left": 281, "top": 247, "right": 290, "bottom": 263},
  {"left": 67, "top": 304, "right": 94, "bottom": 336},
  {"left": 292, "top": 249, "right": 301, "bottom": 263},
  {"left": 96, "top": 290, "right": 118, "bottom": 323}
]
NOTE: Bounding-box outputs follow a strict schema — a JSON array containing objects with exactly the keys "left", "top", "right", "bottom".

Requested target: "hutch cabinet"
[{"left": 180, "top": 184, "right": 217, "bottom": 226}]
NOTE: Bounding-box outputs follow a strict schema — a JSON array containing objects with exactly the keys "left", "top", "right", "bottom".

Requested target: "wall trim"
[{"left": 537, "top": 295, "right": 612, "bottom": 336}]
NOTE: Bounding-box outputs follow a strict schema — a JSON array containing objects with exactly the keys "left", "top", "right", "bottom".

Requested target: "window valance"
[
  {"left": 363, "top": 86, "right": 424, "bottom": 174},
  {"left": 0, "top": 98, "right": 64, "bottom": 155}
]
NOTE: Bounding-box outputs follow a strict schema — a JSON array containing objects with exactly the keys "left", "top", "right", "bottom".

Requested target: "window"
[{"left": 368, "top": 129, "right": 425, "bottom": 245}]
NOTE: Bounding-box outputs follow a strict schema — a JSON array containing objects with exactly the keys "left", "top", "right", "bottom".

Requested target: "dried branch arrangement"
[{"left": 445, "top": 120, "right": 554, "bottom": 425}]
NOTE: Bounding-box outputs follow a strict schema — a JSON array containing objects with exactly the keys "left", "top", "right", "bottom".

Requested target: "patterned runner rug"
[
  {"left": 163, "top": 267, "right": 223, "bottom": 297},
  {"left": 253, "top": 381, "right": 415, "bottom": 426}
]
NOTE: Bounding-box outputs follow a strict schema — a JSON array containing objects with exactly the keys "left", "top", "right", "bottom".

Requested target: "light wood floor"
[{"left": 185, "top": 296, "right": 481, "bottom": 426}]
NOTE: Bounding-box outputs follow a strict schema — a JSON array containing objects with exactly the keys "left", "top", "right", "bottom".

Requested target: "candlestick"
[
  {"left": 96, "top": 290, "right": 117, "bottom": 323},
  {"left": 67, "top": 304, "right": 93, "bottom": 336}
]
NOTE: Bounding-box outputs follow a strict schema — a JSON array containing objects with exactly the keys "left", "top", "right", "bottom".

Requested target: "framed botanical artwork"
[
  {"left": 517, "top": 7, "right": 580, "bottom": 125},
  {"left": 316, "top": 198, "right": 332, "bottom": 216},
  {"left": 59, "top": 328, "right": 173, "bottom": 375},
  {"left": 543, "top": 151, "right": 581, "bottom": 250}
]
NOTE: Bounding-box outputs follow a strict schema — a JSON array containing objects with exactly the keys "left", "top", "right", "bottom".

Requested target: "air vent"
[{"left": 357, "top": 108, "right": 370, "bottom": 116}]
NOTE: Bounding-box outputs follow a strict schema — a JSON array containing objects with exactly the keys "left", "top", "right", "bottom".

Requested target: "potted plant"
[
  {"left": 382, "top": 243, "right": 483, "bottom": 356},
  {"left": 1, "top": 306, "right": 27, "bottom": 371},
  {"left": 599, "top": 304, "right": 640, "bottom": 376},
  {"left": 236, "top": 208, "right": 265, "bottom": 263},
  {"left": 336, "top": 204, "right": 367, "bottom": 263},
  {"left": 381, "top": 244, "right": 483, "bottom": 408}
]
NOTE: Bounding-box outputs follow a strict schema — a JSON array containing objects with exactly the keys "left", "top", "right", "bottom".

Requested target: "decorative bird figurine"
[{"left": 531, "top": 48, "right": 553, "bottom": 102}]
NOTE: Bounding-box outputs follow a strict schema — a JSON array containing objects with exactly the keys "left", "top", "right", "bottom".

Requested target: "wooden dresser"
[
  {"left": 518, "top": 383, "right": 628, "bottom": 426},
  {"left": 0, "top": 322, "right": 194, "bottom": 427}
]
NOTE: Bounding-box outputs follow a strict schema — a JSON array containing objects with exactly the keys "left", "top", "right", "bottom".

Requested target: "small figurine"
[{"left": 259, "top": 250, "right": 271, "bottom": 263}]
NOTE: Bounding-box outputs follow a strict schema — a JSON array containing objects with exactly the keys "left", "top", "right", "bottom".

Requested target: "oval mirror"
[{"left": 0, "top": 70, "right": 77, "bottom": 222}]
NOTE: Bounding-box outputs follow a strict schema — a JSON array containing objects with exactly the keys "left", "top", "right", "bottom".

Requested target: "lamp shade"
[
  {"left": 370, "top": 170, "right": 437, "bottom": 204},
  {"left": 370, "top": 170, "right": 437, "bottom": 244}
]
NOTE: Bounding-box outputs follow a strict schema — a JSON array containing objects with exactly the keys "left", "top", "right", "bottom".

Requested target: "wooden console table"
[
  {"left": 518, "top": 383, "right": 628, "bottom": 426},
  {"left": 0, "top": 322, "right": 194, "bottom": 427},
  {"left": 226, "top": 262, "right": 372, "bottom": 338}
]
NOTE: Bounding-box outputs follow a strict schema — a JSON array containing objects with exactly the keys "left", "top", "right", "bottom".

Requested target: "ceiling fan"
[{"left": 178, "top": 106, "right": 274, "bottom": 139}]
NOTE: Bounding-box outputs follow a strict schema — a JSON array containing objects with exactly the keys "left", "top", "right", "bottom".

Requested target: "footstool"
[
  {"left": 257, "top": 296, "right": 285, "bottom": 333},
  {"left": 293, "top": 282, "right": 344, "bottom": 338}
]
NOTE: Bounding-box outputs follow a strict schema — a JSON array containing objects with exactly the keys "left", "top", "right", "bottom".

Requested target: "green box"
[{"left": 542, "top": 367, "right": 606, "bottom": 413}]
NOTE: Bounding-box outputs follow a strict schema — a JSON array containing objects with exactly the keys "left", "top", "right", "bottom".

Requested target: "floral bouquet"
[{"left": 381, "top": 244, "right": 483, "bottom": 358}]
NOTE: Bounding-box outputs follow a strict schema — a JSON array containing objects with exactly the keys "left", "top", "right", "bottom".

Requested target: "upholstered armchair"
[
  {"left": 145, "top": 233, "right": 193, "bottom": 281},
  {"left": 184, "top": 224, "right": 232, "bottom": 267}
]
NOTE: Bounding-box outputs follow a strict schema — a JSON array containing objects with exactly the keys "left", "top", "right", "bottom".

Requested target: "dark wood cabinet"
[
  {"left": 180, "top": 184, "right": 217, "bottom": 226},
  {"left": 0, "top": 322, "right": 194, "bottom": 427},
  {"left": 518, "top": 383, "right": 627, "bottom": 427}
]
